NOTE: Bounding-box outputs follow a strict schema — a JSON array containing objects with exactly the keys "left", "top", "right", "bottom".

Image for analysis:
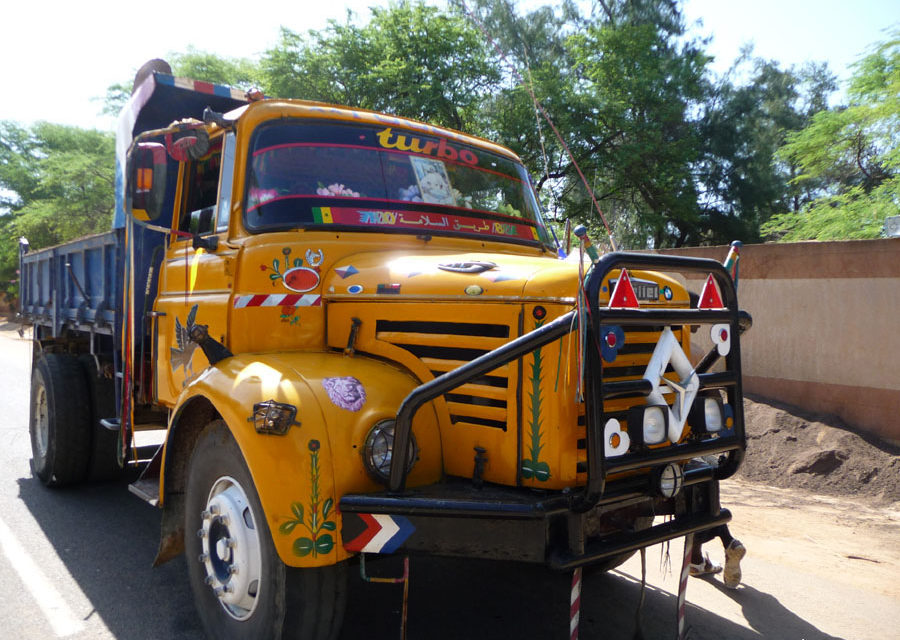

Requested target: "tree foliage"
[
  {"left": 762, "top": 33, "right": 899, "bottom": 241},
  {"left": 170, "top": 47, "right": 262, "bottom": 91},
  {"left": 260, "top": 1, "right": 499, "bottom": 132},
  {"left": 0, "top": 122, "right": 115, "bottom": 293},
  {"left": 696, "top": 57, "right": 838, "bottom": 244},
  {"left": 566, "top": 0, "right": 711, "bottom": 247}
]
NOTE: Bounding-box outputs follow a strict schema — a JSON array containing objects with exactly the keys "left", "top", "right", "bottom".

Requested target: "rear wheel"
[
  {"left": 30, "top": 353, "right": 92, "bottom": 487},
  {"left": 185, "top": 420, "right": 347, "bottom": 639},
  {"left": 78, "top": 354, "right": 123, "bottom": 482}
]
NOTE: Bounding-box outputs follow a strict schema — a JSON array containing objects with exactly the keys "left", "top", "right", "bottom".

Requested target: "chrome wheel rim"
[{"left": 197, "top": 476, "right": 263, "bottom": 620}]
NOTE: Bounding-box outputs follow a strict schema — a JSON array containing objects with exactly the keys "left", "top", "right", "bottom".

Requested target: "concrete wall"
[{"left": 653, "top": 238, "right": 900, "bottom": 445}]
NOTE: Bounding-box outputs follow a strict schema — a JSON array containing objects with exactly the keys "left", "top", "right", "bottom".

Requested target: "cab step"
[{"left": 128, "top": 442, "right": 163, "bottom": 506}]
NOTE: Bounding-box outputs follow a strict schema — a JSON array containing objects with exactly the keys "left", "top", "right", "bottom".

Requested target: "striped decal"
[
  {"left": 233, "top": 294, "right": 321, "bottom": 308},
  {"left": 156, "top": 73, "right": 248, "bottom": 102},
  {"left": 570, "top": 567, "right": 582, "bottom": 640},
  {"left": 677, "top": 532, "right": 694, "bottom": 640}
]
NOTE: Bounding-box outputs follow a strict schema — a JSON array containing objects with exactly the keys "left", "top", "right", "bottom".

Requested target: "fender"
[{"left": 160, "top": 351, "right": 443, "bottom": 567}]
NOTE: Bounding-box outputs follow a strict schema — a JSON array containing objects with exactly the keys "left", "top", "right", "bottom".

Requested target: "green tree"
[
  {"left": 558, "top": 0, "right": 712, "bottom": 247},
  {"left": 762, "top": 34, "right": 900, "bottom": 241},
  {"left": 169, "top": 47, "right": 262, "bottom": 90},
  {"left": 695, "top": 56, "right": 837, "bottom": 244},
  {"left": 259, "top": 0, "right": 499, "bottom": 132},
  {"left": 0, "top": 122, "right": 115, "bottom": 294}
]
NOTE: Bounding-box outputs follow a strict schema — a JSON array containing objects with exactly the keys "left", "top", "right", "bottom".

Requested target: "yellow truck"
[{"left": 19, "top": 68, "right": 749, "bottom": 639}]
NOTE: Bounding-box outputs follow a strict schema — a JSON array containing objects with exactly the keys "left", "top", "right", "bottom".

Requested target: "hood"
[{"left": 321, "top": 250, "right": 581, "bottom": 303}]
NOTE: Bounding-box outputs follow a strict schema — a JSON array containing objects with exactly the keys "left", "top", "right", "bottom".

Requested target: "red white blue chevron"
[{"left": 342, "top": 514, "right": 415, "bottom": 554}]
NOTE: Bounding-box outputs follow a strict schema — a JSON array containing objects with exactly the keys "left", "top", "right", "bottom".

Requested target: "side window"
[
  {"left": 178, "top": 140, "right": 223, "bottom": 235},
  {"left": 216, "top": 132, "right": 236, "bottom": 233}
]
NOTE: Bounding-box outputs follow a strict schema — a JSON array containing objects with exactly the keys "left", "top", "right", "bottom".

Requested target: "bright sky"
[{"left": 1, "top": 0, "right": 896, "bottom": 132}]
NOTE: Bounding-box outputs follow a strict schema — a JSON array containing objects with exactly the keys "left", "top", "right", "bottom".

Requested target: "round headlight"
[
  {"left": 363, "top": 419, "right": 418, "bottom": 482},
  {"left": 643, "top": 406, "right": 667, "bottom": 445},
  {"left": 658, "top": 463, "right": 684, "bottom": 498},
  {"left": 703, "top": 397, "right": 723, "bottom": 432}
]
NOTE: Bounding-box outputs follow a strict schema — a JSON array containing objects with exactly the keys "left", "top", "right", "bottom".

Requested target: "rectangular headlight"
[
  {"left": 628, "top": 405, "right": 669, "bottom": 446},
  {"left": 689, "top": 393, "right": 725, "bottom": 434}
]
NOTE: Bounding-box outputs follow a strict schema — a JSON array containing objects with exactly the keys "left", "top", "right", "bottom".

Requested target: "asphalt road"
[{"left": 1, "top": 323, "right": 897, "bottom": 639}]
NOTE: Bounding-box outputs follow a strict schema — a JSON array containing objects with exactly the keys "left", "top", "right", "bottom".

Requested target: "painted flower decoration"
[
  {"left": 248, "top": 187, "right": 278, "bottom": 208},
  {"left": 600, "top": 325, "right": 625, "bottom": 363},
  {"left": 322, "top": 376, "right": 366, "bottom": 412},
  {"left": 317, "top": 183, "right": 360, "bottom": 198}
]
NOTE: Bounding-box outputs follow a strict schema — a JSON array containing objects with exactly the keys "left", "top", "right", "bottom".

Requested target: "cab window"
[
  {"left": 216, "top": 132, "right": 236, "bottom": 232},
  {"left": 177, "top": 138, "right": 223, "bottom": 235}
]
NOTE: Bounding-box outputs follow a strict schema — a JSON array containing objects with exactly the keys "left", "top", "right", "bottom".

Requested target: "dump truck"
[{"left": 19, "top": 66, "right": 749, "bottom": 639}]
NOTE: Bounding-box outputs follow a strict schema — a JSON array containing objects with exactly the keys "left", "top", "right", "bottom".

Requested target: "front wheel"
[{"left": 185, "top": 420, "right": 346, "bottom": 639}]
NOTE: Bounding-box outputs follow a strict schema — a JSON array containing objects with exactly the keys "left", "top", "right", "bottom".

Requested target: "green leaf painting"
[
  {"left": 279, "top": 439, "right": 337, "bottom": 558},
  {"left": 521, "top": 318, "right": 551, "bottom": 482}
]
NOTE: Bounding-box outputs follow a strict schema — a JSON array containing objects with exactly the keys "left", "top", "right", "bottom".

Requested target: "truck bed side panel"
[{"left": 19, "top": 229, "right": 122, "bottom": 337}]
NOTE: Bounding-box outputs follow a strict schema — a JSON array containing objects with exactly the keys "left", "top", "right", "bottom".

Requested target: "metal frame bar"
[{"left": 388, "top": 251, "right": 747, "bottom": 503}]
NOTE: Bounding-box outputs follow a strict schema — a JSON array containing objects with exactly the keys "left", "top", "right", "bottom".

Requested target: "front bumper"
[{"left": 340, "top": 462, "right": 727, "bottom": 569}]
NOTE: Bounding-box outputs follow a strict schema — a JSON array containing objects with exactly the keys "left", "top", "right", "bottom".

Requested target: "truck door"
[{"left": 154, "top": 132, "right": 238, "bottom": 405}]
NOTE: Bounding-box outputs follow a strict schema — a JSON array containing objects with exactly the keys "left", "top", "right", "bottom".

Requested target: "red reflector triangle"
[
  {"left": 698, "top": 274, "right": 724, "bottom": 309},
  {"left": 608, "top": 269, "right": 640, "bottom": 308}
]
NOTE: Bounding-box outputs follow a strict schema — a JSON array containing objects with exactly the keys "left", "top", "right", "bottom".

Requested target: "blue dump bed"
[
  {"left": 19, "top": 230, "right": 123, "bottom": 337},
  {"left": 18, "top": 71, "right": 247, "bottom": 341}
]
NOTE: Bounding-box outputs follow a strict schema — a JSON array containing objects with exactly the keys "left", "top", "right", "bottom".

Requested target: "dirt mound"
[{"left": 738, "top": 397, "right": 900, "bottom": 506}]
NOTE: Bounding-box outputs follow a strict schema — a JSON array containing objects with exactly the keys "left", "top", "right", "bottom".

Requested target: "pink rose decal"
[{"left": 322, "top": 376, "right": 366, "bottom": 412}]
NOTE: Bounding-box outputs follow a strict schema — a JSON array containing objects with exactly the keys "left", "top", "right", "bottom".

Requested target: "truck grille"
[
  {"left": 375, "top": 320, "right": 512, "bottom": 430},
  {"left": 602, "top": 324, "right": 684, "bottom": 423},
  {"left": 576, "top": 325, "right": 686, "bottom": 480}
]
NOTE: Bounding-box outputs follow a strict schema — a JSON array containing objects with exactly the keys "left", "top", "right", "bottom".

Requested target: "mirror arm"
[{"left": 192, "top": 234, "right": 219, "bottom": 252}]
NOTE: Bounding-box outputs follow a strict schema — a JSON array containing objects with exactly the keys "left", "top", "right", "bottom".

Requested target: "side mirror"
[
  {"left": 127, "top": 142, "right": 167, "bottom": 221},
  {"left": 165, "top": 127, "right": 210, "bottom": 162}
]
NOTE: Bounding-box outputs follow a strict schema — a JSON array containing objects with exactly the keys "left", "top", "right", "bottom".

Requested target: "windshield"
[{"left": 244, "top": 121, "right": 551, "bottom": 246}]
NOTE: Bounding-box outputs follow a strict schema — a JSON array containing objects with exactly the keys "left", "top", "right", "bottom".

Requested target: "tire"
[
  {"left": 30, "top": 353, "right": 92, "bottom": 487},
  {"left": 78, "top": 354, "right": 123, "bottom": 482},
  {"left": 185, "top": 420, "right": 347, "bottom": 640}
]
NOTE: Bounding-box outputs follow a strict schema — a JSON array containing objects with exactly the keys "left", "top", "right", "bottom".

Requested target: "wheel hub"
[
  {"left": 34, "top": 386, "right": 49, "bottom": 459},
  {"left": 197, "top": 476, "right": 263, "bottom": 620}
]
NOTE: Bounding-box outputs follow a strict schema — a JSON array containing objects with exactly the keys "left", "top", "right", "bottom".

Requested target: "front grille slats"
[
  {"left": 421, "top": 357, "right": 510, "bottom": 380},
  {"left": 376, "top": 319, "right": 512, "bottom": 430},
  {"left": 377, "top": 331, "right": 509, "bottom": 352},
  {"left": 449, "top": 383, "right": 508, "bottom": 401},
  {"left": 445, "top": 401, "right": 508, "bottom": 423}
]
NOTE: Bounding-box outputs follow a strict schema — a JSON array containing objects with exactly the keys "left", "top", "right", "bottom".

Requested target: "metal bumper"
[{"left": 341, "top": 467, "right": 726, "bottom": 569}]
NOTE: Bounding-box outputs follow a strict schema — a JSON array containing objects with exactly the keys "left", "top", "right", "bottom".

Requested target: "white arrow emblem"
[{"left": 643, "top": 327, "right": 699, "bottom": 443}]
